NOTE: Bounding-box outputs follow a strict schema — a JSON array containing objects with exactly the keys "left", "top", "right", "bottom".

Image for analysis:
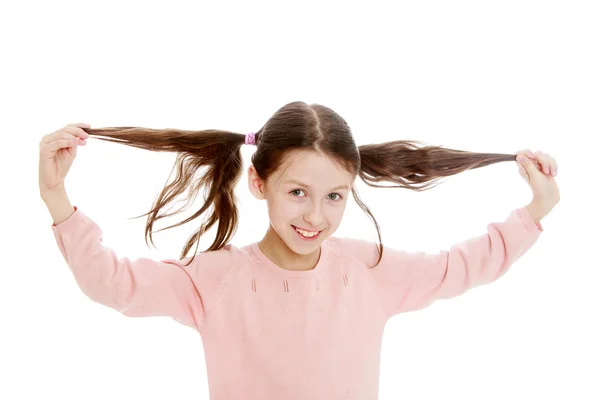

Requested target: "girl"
[{"left": 39, "top": 101, "right": 559, "bottom": 399}]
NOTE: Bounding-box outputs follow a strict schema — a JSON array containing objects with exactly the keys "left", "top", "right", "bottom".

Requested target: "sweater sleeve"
[
  {"left": 50, "top": 205, "right": 229, "bottom": 331},
  {"left": 342, "top": 206, "right": 543, "bottom": 318}
]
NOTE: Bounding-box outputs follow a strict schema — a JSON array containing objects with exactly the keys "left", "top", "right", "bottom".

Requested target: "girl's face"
[{"left": 248, "top": 150, "right": 354, "bottom": 257}]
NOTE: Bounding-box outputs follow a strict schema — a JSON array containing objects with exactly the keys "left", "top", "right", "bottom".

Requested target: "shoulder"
[
  {"left": 326, "top": 235, "right": 424, "bottom": 270},
  {"left": 163, "top": 243, "right": 243, "bottom": 284},
  {"left": 325, "top": 235, "right": 383, "bottom": 268}
]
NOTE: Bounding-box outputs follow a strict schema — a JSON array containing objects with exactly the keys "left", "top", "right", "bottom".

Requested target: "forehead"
[{"left": 275, "top": 150, "right": 354, "bottom": 188}]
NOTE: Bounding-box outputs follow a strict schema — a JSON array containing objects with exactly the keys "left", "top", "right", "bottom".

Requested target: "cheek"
[
  {"left": 273, "top": 194, "right": 300, "bottom": 210},
  {"left": 330, "top": 208, "right": 346, "bottom": 225},
  {"left": 267, "top": 197, "right": 300, "bottom": 220},
  {"left": 328, "top": 203, "right": 347, "bottom": 225},
  {"left": 275, "top": 204, "right": 305, "bottom": 221}
]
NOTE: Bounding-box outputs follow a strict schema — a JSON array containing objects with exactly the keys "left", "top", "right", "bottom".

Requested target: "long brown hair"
[{"left": 81, "top": 101, "right": 517, "bottom": 268}]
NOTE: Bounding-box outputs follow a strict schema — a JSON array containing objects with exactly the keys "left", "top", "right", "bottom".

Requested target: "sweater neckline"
[{"left": 249, "top": 240, "right": 331, "bottom": 278}]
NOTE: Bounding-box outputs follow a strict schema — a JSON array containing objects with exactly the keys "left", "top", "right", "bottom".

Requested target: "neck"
[{"left": 258, "top": 227, "right": 321, "bottom": 271}]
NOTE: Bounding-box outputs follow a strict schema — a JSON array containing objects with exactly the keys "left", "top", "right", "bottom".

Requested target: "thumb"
[
  {"left": 517, "top": 160, "right": 528, "bottom": 181},
  {"left": 67, "top": 141, "right": 77, "bottom": 158},
  {"left": 517, "top": 154, "right": 537, "bottom": 177}
]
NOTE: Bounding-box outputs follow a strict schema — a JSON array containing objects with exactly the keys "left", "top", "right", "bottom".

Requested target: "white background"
[{"left": 2, "top": 0, "right": 598, "bottom": 399}]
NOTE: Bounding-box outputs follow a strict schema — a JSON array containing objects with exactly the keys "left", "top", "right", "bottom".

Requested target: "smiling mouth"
[
  {"left": 291, "top": 225, "right": 322, "bottom": 233},
  {"left": 291, "top": 225, "right": 324, "bottom": 240}
]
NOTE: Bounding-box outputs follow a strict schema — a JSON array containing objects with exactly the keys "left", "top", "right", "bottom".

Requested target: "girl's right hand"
[{"left": 39, "top": 123, "right": 90, "bottom": 195}]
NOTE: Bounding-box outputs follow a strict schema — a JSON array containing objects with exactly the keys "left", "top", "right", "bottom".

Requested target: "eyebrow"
[{"left": 284, "top": 179, "right": 350, "bottom": 191}]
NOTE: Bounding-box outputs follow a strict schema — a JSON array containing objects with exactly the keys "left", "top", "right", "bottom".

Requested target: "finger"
[
  {"left": 515, "top": 149, "right": 536, "bottom": 159},
  {"left": 543, "top": 154, "right": 557, "bottom": 176},
  {"left": 43, "top": 138, "right": 80, "bottom": 153},
  {"left": 72, "top": 122, "right": 91, "bottom": 128},
  {"left": 516, "top": 154, "right": 537, "bottom": 175},
  {"left": 534, "top": 151, "right": 546, "bottom": 174},
  {"left": 44, "top": 133, "right": 85, "bottom": 148},
  {"left": 547, "top": 155, "right": 558, "bottom": 176},
  {"left": 41, "top": 131, "right": 75, "bottom": 145},
  {"left": 525, "top": 152, "right": 544, "bottom": 174},
  {"left": 517, "top": 162, "right": 529, "bottom": 181},
  {"left": 63, "top": 125, "right": 90, "bottom": 139},
  {"left": 40, "top": 126, "right": 87, "bottom": 145},
  {"left": 515, "top": 149, "right": 540, "bottom": 173},
  {"left": 535, "top": 151, "right": 555, "bottom": 175},
  {"left": 67, "top": 139, "right": 78, "bottom": 158},
  {"left": 519, "top": 152, "right": 543, "bottom": 173}
]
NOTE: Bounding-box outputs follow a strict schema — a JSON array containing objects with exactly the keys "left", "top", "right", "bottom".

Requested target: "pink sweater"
[{"left": 51, "top": 205, "right": 543, "bottom": 399}]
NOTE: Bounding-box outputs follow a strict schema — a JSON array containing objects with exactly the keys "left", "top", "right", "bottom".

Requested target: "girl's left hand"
[{"left": 515, "top": 149, "right": 560, "bottom": 216}]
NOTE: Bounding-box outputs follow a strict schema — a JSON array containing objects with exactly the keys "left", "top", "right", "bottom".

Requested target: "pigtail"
[
  {"left": 358, "top": 139, "right": 517, "bottom": 191},
  {"left": 82, "top": 126, "right": 247, "bottom": 267},
  {"left": 356, "top": 139, "right": 517, "bottom": 267}
]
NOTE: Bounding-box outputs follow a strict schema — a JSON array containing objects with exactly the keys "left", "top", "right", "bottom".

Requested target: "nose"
[{"left": 303, "top": 201, "right": 324, "bottom": 228}]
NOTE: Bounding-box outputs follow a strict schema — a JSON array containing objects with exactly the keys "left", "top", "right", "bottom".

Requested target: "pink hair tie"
[{"left": 245, "top": 132, "right": 256, "bottom": 145}]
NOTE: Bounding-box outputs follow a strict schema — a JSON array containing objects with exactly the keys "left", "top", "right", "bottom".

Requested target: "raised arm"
[
  {"left": 342, "top": 206, "right": 543, "bottom": 318},
  {"left": 44, "top": 191, "right": 207, "bottom": 330}
]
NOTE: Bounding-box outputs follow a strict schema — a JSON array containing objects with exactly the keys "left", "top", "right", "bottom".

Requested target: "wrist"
[
  {"left": 40, "top": 186, "right": 66, "bottom": 199},
  {"left": 41, "top": 189, "right": 75, "bottom": 226},
  {"left": 526, "top": 202, "right": 545, "bottom": 224}
]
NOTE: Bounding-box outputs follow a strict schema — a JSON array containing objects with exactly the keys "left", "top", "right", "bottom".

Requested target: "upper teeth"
[{"left": 295, "top": 227, "right": 319, "bottom": 237}]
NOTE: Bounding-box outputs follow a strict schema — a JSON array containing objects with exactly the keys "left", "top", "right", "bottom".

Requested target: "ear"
[{"left": 248, "top": 165, "right": 267, "bottom": 200}]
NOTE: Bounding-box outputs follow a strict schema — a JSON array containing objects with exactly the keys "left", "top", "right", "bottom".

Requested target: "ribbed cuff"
[
  {"left": 516, "top": 206, "right": 544, "bottom": 233},
  {"left": 51, "top": 205, "right": 82, "bottom": 231}
]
